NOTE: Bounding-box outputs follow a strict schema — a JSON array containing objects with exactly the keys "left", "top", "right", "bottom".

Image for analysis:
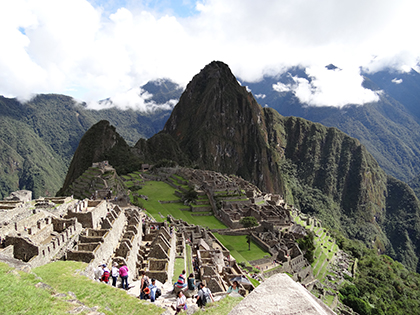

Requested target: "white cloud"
[
  {"left": 87, "top": 87, "right": 177, "bottom": 111},
  {"left": 255, "top": 94, "right": 266, "bottom": 99},
  {"left": 273, "top": 67, "right": 380, "bottom": 107},
  {"left": 0, "top": 0, "right": 420, "bottom": 108},
  {"left": 392, "top": 78, "right": 403, "bottom": 84},
  {"left": 273, "top": 82, "right": 291, "bottom": 93}
]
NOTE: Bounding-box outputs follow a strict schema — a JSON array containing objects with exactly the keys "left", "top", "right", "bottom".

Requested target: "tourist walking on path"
[
  {"left": 196, "top": 282, "right": 214, "bottom": 308},
  {"left": 111, "top": 262, "right": 119, "bottom": 287},
  {"left": 139, "top": 270, "right": 150, "bottom": 300},
  {"left": 173, "top": 291, "right": 187, "bottom": 314},
  {"left": 119, "top": 263, "right": 129, "bottom": 290}
]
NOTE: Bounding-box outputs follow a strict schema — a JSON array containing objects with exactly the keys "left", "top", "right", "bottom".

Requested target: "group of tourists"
[
  {"left": 95, "top": 262, "right": 130, "bottom": 289},
  {"left": 139, "top": 270, "right": 162, "bottom": 302},
  {"left": 93, "top": 264, "right": 245, "bottom": 313},
  {"left": 171, "top": 270, "right": 215, "bottom": 313}
]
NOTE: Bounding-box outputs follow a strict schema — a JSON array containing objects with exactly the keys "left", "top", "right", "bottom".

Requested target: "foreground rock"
[{"left": 229, "top": 273, "right": 336, "bottom": 315}]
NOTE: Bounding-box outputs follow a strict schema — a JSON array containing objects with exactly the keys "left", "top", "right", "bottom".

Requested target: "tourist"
[
  {"left": 144, "top": 287, "right": 153, "bottom": 300},
  {"left": 94, "top": 264, "right": 103, "bottom": 281},
  {"left": 119, "top": 263, "right": 129, "bottom": 290},
  {"left": 111, "top": 262, "right": 119, "bottom": 287},
  {"left": 101, "top": 264, "right": 110, "bottom": 284},
  {"left": 173, "top": 291, "right": 187, "bottom": 314},
  {"left": 227, "top": 281, "right": 239, "bottom": 294},
  {"left": 196, "top": 282, "right": 214, "bottom": 308},
  {"left": 139, "top": 270, "right": 150, "bottom": 300},
  {"left": 148, "top": 278, "right": 158, "bottom": 302},
  {"left": 174, "top": 270, "right": 187, "bottom": 289},
  {"left": 187, "top": 273, "right": 196, "bottom": 291}
]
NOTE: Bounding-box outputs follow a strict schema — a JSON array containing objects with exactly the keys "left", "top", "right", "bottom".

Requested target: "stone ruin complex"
[
  {"left": 0, "top": 163, "right": 331, "bottom": 308},
  {"left": 0, "top": 187, "right": 253, "bottom": 296},
  {"left": 166, "top": 215, "right": 254, "bottom": 295},
  {"left": 151, "top": 167, "right": 317, "bottom": 287}
]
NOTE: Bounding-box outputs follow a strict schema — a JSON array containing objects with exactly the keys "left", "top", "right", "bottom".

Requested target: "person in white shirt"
[
  {"left": 175, "top": 291, "right": 187, "bottom": 314},
  {"left": 94, "top": 264, "right": 103, "bottom": 281},
  {"left": 111, "top": 262, "right": 119, "bottom": 287},
  {"left": 196, "top": 282, "right": 214, "bottom": 308}
]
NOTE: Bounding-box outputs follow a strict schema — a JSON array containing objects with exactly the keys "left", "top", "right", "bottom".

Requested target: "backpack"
[
  {"left": 203, "top": 288, "right": 210, "bottom": 302},
  {"left": 101, "top": 270, "right": 110, "bottom": 283},
  {"left": 199, "top": 288, "right": 210, "bottom": 306},
  {"left": 142, "top": 277, "right": 150, "bottom": 291},
  {"left": 156, "top": 288, "right": 162, "bottom": 299}
]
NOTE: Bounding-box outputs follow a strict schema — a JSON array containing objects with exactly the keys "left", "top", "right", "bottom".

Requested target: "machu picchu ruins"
[{"left": 0, "top": 162, "right": 346, "bottom": 314}]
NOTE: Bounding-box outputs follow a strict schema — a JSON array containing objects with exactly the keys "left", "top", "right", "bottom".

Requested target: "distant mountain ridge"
[
  {"left": 240, "top": 67, "right": 420, "bottom": 184},
  {"left": 0, "top": 80, "right": 182, "bottom": 199}
]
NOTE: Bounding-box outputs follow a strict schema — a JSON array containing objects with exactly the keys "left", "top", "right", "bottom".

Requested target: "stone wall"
[
  {"left": 70, "top": 205, "right": 126, "bottom": 277},
  {"left": 65, "top": 200, "right": 107, "bottom": 228},
  {"left": 147, "top": 258, "right": 169, "bottom": 283},
  {"left": 121, "top": 209, "right": 142, "bottom": 282},
  {"left": 5, "top": 217, "right": 82, "bottom": 268}
]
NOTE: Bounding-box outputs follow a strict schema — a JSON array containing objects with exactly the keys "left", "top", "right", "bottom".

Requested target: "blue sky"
[
  {"left": 88, "top": 0, "right": 199, "bottom": 18},
  {"left": 1, "top": 0, "right": 419, "bottom": 110}
]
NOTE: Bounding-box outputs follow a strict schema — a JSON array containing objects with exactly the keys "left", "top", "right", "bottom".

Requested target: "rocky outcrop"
[{"left": 229, "top": 273, "right": 336, "bottom": 315}]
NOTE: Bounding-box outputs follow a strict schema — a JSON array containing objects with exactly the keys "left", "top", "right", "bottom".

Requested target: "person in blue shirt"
[
  {"left": 148, "top": 279, "right": 158, "bottom": 302},
  {"left": 227, "top": 281, "right": 239, "bottom": 294}
]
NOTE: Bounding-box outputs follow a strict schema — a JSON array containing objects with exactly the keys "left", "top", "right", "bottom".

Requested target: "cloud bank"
[{"left": 1, "top": 0, "right": 419, "bottom": 109}]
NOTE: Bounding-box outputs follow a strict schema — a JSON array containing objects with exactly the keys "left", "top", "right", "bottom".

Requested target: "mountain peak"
[
  {"left": 157, "top": 61, "right": 280, "bottom": 191},
  {"left": 163, "top": 60, "right": 255, "bottom": 134}
]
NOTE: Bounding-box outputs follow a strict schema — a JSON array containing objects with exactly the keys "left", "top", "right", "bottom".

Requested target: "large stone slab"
[{"left": 229, "top": 273, "right": 336, "bottom": 315}]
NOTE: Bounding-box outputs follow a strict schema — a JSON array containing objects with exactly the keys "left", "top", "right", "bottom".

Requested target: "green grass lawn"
[
  {"left": 214, "top": 233, "right": 269, "bottom": 263},
  {"left": 246, "top": 275, "right": 260, "bottom": 287},
  {"left": 186, "top": 244, "right": 193, "bottom": 275},
  {"left": 0, "top": 261, "right": 162, "bottom": 315},
  {"left": 194, "top": 295, "right": 243, "bottom": 314},
  {"left": 133, "top": 181, "right": 227, "bottom": 229},
  {"left": 172, "top": 258, "right": 185, "bottom": 284}
]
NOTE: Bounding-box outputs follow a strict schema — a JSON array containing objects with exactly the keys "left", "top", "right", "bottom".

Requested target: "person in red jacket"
[
  {"left": 101, "top": 264, "right": 110, "bottom": 284},
  {"left": 119, "top": 263, "right": 129, "bottom": 290}
]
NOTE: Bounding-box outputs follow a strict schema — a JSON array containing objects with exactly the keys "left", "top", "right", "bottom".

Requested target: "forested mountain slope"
[{"left": 0, "top": 80, "right": 181, "bottom": 199}]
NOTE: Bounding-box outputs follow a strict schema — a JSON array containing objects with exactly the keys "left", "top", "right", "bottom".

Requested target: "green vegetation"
[
  {"left": 131, "top": 180, "right": 227, "bottom": 229},
  {"left": 0, "top": 90, "right": 177, "bottom": 199},
  {"left": 296, "top": 231, "right": 316, "bottom": 264},
  {"left": 337, "top": 250, "right": 420, "bottom": 315},
  {"left": 182, "top": 188, "right": 199, "bottom": 204},
  {"left": 239, "top": 217, "right": 259, "bottom": 250},
  {"left": 0, "top": 261, "right": 162, "bottom": 315},
  {"left": 239, "top": 216, "right": 258, "bottom": 228},
  {"left": 194, "top": 295, "right": 243, "bottom": 314},
  {"left": 172, "top": 258, "right": 185, "bottom": 284},
  {"left": 186, "top": 244, "right": 193, "bottom": 275},
  {"left": 214, "top": 233, "right": 268, "bottom": 263}
]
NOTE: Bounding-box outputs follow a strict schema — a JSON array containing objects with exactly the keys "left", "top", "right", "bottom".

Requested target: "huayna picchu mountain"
[
  {"left": 57, "top": 120, "right": 142, "bottom": 196},
  {"left": 61, "top": 61, "right": 420, "bottom": 272}
]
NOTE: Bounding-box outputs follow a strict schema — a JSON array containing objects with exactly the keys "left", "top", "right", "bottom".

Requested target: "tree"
[
  {"left": 240, "top": 216, "right": 258, "bottom": 228},
  {"left": 182, "top": 188, "right": 198, "bottom": 204},
  {"left": 296, "top": 231, "right": 316, "bottom": 264},
  {"left": 240, "top": 216, "right": 259, "bottom": 250}
]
